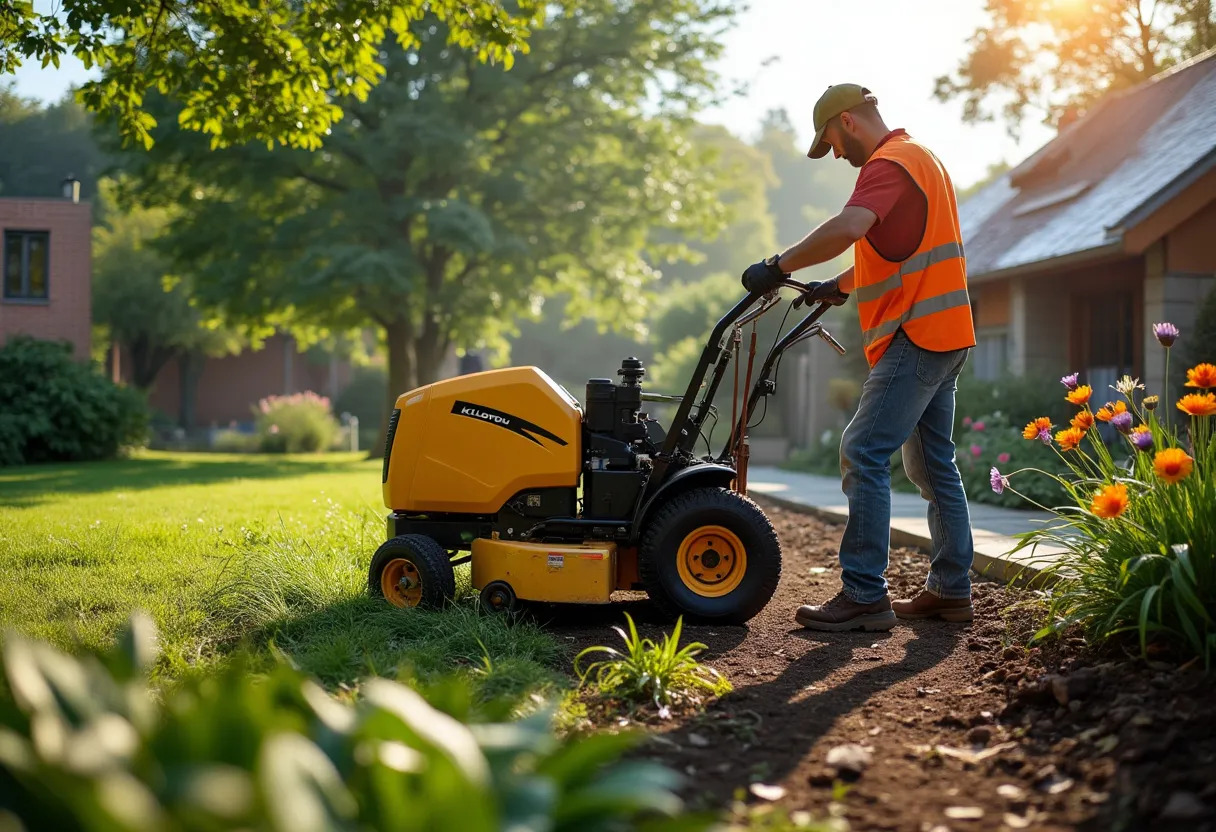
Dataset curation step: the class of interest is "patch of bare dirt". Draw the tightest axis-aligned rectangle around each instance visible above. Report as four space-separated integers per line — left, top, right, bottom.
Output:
540 502 1216 832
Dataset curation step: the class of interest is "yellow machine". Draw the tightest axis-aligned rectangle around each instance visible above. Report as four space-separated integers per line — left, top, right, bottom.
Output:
369 282 846 623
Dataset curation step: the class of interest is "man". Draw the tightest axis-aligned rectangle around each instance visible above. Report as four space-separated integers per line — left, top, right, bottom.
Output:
741 84 976 632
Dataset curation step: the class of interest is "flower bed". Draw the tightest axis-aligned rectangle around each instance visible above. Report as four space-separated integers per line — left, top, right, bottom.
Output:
995 323 1215 666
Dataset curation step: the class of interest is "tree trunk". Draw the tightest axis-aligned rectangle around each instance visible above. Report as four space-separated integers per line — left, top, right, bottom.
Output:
178 351 205 431
376 319 417 458
128 335 174 391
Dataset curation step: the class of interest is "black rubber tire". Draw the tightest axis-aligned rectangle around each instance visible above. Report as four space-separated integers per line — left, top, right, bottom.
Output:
368 534 456 610
479 580 517 614
639 487 781 625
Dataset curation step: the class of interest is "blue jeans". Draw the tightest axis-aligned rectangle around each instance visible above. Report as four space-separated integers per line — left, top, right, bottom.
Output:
838 329 974 603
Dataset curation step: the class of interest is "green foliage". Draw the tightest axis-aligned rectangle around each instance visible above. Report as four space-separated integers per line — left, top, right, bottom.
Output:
210 429 260 454
0 85 110 202
1 1 538 150
255 392 339 453
127 2 736 417
92 178 248 390
1008 349 1216 667
0 336 148 466
935 0 1216 133
656 124 779 285
334 364 389 450
752 109 857 263
954 371 1074 439
956 412 1070 508
0 613 705 832
574 614 731 712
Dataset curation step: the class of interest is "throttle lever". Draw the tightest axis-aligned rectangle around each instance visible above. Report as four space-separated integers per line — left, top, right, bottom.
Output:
818 327 846 355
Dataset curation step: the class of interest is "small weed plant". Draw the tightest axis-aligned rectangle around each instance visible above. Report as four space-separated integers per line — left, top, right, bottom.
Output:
574 613 731 714
994 324 1215 667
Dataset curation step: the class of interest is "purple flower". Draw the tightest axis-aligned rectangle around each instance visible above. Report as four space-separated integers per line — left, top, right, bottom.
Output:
1130 429 1153 452
1060 373 1079 391
1153 322 1179 347
1111 411 1133 434
990 467 1009 495
1038 427 1052 445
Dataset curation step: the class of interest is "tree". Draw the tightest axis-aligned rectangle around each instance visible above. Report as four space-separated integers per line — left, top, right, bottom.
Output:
91 180 246 428
935 0 1216 134
1 0 538 150
128 1 736 427
752 109 858 258
656 124 778 284
0 85 111 203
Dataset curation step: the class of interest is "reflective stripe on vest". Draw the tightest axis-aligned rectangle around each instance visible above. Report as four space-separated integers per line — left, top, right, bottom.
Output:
853 241 965 304
862 287 972 348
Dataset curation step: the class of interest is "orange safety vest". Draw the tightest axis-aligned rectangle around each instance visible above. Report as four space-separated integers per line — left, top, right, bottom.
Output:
853 134 975 368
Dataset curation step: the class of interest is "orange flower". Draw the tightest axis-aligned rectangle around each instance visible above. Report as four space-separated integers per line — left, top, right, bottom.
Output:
1090 483 1129 519
1066 385 1092 405
1153 448 1194 485
1070 410 1095 430
1176 392 1216 417
1055 427 1086 451
1095 400 1127 422
1185 363 1216 389
1023 417 1053 440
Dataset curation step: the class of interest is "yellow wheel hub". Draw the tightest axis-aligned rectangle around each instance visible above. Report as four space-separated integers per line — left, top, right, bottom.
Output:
676 525 746 598
381 557 423 608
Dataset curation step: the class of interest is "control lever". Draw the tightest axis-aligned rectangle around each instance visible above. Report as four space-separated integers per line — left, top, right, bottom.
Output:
818 327 846 355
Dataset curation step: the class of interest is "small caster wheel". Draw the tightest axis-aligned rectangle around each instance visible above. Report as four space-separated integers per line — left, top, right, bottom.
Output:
480 580 516 613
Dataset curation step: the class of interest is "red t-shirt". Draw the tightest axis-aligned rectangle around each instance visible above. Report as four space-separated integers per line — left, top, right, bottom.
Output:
845 129 927 263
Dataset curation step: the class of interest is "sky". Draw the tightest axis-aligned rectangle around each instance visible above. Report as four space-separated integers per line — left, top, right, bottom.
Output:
5 0 1057 189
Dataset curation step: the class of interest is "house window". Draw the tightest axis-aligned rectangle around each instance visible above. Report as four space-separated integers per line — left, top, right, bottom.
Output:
972 329 1009 380
4 230 50 301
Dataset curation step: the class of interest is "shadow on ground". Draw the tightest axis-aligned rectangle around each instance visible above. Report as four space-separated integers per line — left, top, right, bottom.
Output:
642 623 962 808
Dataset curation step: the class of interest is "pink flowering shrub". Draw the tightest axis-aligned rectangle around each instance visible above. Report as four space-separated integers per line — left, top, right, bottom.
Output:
955 411 1069 508
254 391 338 453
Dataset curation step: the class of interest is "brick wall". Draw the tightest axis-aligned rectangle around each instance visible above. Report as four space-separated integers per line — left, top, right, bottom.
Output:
143 334 354 427
0 198 93 360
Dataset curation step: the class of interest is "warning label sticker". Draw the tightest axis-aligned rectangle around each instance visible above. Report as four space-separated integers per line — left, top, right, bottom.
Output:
547 554 564 569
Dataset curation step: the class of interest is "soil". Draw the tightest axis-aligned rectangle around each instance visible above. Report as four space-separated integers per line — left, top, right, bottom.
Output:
542 502 1216 832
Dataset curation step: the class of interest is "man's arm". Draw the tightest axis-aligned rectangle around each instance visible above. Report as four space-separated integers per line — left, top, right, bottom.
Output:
835 265 856 294
777 206 876 275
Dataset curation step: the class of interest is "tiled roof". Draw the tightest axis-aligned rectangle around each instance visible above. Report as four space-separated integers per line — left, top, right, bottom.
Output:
959 49 1216 279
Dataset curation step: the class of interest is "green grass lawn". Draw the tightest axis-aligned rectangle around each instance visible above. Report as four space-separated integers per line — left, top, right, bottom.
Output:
0 451 563 701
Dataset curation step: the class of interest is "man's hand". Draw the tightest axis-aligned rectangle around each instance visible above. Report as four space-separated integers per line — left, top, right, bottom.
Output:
741 255 786 294
807 276 850 306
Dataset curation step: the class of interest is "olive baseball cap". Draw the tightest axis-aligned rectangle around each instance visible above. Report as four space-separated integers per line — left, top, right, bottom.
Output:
807 83 875 159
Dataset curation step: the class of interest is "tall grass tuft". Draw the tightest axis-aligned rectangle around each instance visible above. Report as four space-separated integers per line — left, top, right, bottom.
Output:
1001 344 1216 668
206 501 563 702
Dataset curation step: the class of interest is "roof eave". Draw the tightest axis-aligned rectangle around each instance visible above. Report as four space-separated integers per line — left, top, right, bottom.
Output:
1107 147 1216 238
968 240 1126 284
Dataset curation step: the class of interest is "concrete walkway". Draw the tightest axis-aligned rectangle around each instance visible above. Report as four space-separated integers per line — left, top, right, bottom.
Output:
746 465 1067 585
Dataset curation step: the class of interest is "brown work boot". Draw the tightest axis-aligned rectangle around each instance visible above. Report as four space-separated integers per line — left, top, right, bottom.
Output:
892 588 973 622
795 591 897 632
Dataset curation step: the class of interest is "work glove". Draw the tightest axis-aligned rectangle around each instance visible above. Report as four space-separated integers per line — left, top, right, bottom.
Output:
741 255 786 294
806 276 850 306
